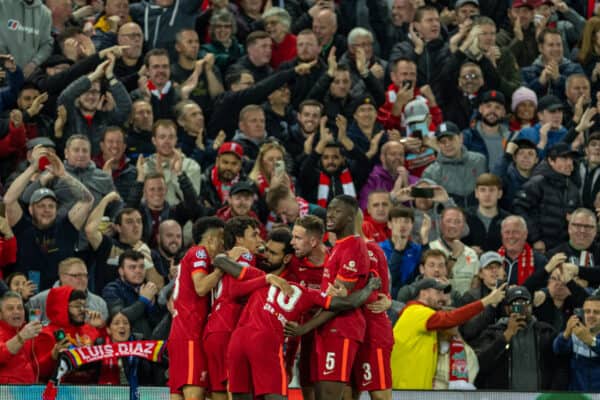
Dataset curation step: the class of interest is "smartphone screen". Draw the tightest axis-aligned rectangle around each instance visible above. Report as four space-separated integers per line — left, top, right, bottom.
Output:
27 270 41 293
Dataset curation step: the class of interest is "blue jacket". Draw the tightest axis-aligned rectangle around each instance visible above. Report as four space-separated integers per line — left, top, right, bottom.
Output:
379 239 422 299
553 332 600 391
521 56 584 101
462 121 511 169
517 122 568 159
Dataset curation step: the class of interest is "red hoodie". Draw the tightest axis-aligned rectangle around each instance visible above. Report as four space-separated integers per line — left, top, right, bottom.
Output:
377 84 443 131
0 319 38 383
35 286 101 381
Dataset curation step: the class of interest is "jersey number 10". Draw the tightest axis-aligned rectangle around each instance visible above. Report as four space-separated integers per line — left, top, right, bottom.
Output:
266 285 302 312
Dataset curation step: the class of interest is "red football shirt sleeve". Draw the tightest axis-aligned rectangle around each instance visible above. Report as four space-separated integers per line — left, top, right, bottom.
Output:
189 247 211 276
305 287 331 310
230 276 268 299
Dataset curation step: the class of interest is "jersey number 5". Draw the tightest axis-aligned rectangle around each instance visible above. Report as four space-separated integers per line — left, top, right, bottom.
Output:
266 285 302 312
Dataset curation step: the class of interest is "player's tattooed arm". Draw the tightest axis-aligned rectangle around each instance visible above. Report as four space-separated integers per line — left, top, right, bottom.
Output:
213 254 244 278
329 276 381 312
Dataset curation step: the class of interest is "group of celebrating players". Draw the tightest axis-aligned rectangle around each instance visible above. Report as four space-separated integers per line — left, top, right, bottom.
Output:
167 194 393 400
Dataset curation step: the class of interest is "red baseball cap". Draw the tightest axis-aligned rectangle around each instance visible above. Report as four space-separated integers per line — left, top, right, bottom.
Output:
218 142 244 159
512 0 535 8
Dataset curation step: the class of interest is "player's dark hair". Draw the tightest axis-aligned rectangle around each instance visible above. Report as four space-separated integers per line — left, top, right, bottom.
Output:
295 215 325 237
118 249 144 269
332 194 359 213
268 228 294 255
389 206 415 222
224 216 259 250
114 208 141 226
192 217 225 244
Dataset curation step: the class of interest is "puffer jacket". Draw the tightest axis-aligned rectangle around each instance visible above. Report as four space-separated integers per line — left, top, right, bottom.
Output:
513 161 580 249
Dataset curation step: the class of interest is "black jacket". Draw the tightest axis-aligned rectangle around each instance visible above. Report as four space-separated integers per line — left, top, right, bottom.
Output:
459 285 501 342
229 55 273 83
207 68 295 140
298 147 369 204
473 318 569 390
389 37 451 100
126 173 197 245
513 161 580 249
279 57 326 109
198 166 249 216
463 207 510 252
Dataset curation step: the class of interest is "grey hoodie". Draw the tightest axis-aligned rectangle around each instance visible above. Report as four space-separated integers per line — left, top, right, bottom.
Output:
0 0 53 67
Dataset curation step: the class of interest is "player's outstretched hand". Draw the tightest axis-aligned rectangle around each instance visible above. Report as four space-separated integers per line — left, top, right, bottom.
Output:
266 274 294 296
284 321 307 337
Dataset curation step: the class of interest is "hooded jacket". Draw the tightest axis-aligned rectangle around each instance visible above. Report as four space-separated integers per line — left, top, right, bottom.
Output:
359 164 419 210
421 146 487 208
35 286 101 381
0 0 53 67
130 0 201 57
513 161 580 249
462 121 511 169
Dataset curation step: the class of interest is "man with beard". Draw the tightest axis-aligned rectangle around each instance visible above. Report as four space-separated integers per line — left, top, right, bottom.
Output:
391 279 506 389
34 286 104 382
4 151 94 291
202 217 270 400
280 30 326 108
151 220 184 282
57 52 132 156
216 181 267 238
200 142 246 214
298 133 369 208
463 90 511 171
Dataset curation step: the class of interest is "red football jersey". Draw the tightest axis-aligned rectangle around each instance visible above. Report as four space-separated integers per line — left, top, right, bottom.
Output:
364 241 394 348
283 254 327 290
236 282 331 341
204 266 265 335
319 235 370 342
170 245 212 340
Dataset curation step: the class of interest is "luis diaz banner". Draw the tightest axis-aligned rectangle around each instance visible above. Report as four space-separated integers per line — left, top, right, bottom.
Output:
42 340 166 400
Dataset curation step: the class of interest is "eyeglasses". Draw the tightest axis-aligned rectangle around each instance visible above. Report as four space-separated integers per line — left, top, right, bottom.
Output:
213 24 233 29
461 73 481 80
63 273 88 279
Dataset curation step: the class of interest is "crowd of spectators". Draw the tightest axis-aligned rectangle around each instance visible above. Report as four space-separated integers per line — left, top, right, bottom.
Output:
3 0 600 395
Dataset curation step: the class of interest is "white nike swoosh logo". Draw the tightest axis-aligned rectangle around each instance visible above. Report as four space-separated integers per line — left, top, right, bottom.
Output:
322 370 335 375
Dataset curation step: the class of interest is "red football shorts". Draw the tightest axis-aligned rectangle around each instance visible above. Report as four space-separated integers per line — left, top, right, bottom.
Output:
227 327 288 396
314 334 360 383
167 338 208 394
203 331 231 392
352 341 392 391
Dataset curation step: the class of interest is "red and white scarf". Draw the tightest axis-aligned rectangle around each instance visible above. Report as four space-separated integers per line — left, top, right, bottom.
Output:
447 337 474 390
147 80 172 100
211 166 239 203
317 169 355 208
498 242 535 285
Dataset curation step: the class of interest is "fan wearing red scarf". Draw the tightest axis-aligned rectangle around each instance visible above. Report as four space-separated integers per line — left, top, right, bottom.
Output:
199 142 246 215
